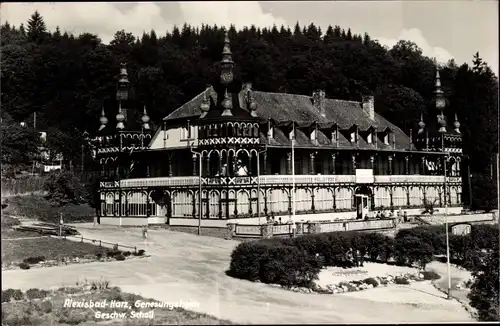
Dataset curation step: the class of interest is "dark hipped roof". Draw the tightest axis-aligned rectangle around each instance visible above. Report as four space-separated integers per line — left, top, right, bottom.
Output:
164 88 414 151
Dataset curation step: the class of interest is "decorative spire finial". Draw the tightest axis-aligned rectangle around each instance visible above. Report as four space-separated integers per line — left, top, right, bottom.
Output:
116 102 125 130
220 31 234 87
221 88 233 116
453 113 460 133
99 106 108 131
418 112 425 134
434 66 447 133
141 105 150 130
200 90 210 119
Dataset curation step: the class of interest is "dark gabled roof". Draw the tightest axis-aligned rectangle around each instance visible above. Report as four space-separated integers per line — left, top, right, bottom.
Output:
163 88 414 151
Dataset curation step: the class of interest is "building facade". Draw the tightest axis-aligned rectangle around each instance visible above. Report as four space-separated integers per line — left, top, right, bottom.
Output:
91 33 464 226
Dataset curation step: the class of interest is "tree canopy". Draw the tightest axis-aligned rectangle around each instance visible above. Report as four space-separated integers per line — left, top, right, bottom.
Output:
1 12 498 183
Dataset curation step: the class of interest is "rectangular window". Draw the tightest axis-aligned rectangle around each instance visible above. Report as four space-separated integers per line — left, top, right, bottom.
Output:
367 133 373 144
383 134 389 145
350 132 356 143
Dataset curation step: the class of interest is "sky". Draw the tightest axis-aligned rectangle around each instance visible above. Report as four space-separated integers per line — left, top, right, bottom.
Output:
1 1 498 76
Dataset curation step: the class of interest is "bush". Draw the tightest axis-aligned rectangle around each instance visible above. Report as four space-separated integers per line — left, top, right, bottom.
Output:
363 277 379 287
114 254 126 261
25 288 49 300
43 171 87 206
19 262 30 270
2 289 24 302
421 271 441 280
95 252 102 259
364 233 388 261
23 256 45 264
106 251 116 258
137 249 145 256
229 242 320 287
394 276 410 285
123 251 131 257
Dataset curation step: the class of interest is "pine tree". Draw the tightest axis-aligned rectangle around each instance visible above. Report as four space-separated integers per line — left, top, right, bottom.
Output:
27 10 47 43
19 23 26 36
346 28 353 40
472 52 485 73
363 32 371 46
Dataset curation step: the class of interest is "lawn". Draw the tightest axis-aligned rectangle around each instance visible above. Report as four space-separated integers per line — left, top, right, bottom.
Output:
1 283 235 325
1 237 107 265
1 214 41 239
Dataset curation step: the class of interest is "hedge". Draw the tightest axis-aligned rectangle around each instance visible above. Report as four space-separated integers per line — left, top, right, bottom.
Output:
228 223 499 288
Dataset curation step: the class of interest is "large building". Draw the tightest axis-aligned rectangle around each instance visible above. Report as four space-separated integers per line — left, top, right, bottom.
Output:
91 33 464 226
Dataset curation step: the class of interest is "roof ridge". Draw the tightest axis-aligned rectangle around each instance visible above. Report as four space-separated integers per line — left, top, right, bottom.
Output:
252 90 361 104
164 87 213 120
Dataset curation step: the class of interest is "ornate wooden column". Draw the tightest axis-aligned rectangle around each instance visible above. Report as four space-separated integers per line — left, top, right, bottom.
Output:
389 187 394 210
332 187 337 210
286 152 292 175
388 155 393 175
421 156 426 175
263 190 268 216
331 153 336 175
192 192 197 218
204 155 209 177
146 193 150 217
262 152 268 175
310 188 316 213
167 154 173 177
192 154 198 176
405 156 410 175
352 153 357 172
406 186 411 206
309 152 316 175
370 155 375 173
288 189 292 215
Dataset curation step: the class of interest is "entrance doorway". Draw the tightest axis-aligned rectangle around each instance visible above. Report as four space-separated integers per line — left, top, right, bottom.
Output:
355 186 373 219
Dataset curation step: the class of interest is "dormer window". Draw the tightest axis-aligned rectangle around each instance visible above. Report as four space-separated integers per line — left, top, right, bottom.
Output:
267 126 274 139
289 129 294 140
383 133 389 145
331 129 337 143
350 132 356 143
367 132 373 144
311 128 317 142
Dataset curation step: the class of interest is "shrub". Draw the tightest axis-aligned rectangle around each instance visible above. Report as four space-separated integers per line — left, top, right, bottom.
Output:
364 233 388 261
95 252 102 259
2 289 24 302
363 277 379 287
26 288 49 300
19 262 30 270
137 249 145 256
229 242 320 287
39 300 53 313
43 171 87 206
115 254 126 261
123 251 131 257
23 256 45 264
394 276 410 285
421 271 441 280
106 251 116 257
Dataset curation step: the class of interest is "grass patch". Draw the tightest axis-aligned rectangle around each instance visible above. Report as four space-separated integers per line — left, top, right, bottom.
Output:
2 194 95 224
1 237 106 265
1 229 42 239
1 285 235 325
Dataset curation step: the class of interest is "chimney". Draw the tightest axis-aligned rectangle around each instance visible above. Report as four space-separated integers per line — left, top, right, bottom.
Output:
362 95 375 120
312 90 326 118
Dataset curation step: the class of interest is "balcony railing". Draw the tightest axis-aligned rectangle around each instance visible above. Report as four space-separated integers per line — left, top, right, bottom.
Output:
374 175 461 184
109 174 461 189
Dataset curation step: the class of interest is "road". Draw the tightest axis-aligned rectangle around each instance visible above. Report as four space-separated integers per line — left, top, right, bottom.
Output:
2 224 473 324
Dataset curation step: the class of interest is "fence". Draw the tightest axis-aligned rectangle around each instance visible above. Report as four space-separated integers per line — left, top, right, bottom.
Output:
228 218 397 239
64 235 139 253
1 177 46 197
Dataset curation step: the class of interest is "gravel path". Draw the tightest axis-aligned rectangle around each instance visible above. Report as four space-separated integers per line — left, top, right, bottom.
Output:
2 225 474 324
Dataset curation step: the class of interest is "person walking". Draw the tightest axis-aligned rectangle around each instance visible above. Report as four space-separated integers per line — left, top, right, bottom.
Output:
142 225 148 239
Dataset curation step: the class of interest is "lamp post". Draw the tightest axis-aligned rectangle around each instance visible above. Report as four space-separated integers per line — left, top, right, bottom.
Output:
444 152 452 300
256 145 268 225
190 143 202 236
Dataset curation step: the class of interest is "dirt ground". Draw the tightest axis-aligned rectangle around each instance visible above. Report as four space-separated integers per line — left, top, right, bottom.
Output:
1 224 474 324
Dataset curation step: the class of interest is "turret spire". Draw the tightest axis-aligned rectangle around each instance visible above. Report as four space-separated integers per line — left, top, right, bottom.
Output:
199 88 210 119
418 112 426 134
141 105 150 130
99 106 108 131
116 102 125 130
219 31 234 116
434 66 447 133
453 113 461 133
